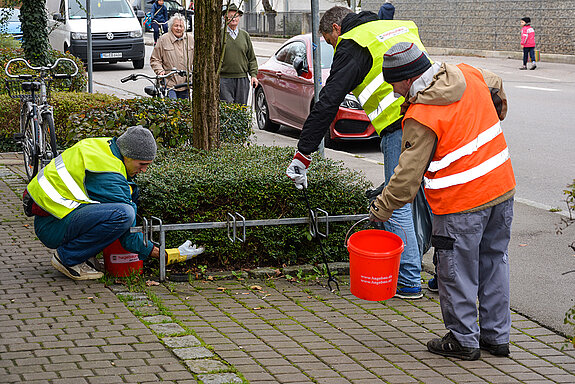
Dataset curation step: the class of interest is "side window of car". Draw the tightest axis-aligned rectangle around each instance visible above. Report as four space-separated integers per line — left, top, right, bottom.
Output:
275 44 291 64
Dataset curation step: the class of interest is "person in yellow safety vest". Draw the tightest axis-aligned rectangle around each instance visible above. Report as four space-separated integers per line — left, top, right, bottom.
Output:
370 42 515 360
26 126 164 281
286 6 428 299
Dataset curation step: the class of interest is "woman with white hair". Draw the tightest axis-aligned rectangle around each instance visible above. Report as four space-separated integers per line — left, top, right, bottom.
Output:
150 13 194 99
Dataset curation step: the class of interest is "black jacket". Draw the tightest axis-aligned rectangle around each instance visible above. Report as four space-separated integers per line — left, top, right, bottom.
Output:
297 11 377 155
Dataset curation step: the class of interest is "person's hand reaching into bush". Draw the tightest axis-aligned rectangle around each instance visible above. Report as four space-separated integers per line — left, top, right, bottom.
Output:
286 151 311 189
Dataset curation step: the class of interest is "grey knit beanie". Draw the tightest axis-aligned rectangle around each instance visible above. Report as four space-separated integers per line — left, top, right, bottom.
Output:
382 42 432 83
116 125 157 161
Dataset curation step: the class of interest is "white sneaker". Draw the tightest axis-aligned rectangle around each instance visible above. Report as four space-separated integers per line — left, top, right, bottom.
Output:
51 254 104 281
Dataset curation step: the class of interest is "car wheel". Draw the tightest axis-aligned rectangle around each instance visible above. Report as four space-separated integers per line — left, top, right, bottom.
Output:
323 128 341 150
133 58 145 69
255 87 280 132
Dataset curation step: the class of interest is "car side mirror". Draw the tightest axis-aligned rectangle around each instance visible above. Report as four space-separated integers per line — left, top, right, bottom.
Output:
293 57 308 77
136 10 145 19
53 13 65 22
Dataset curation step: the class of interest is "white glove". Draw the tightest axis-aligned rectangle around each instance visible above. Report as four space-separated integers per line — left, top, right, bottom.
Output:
178 240 205 257
286 151 312 190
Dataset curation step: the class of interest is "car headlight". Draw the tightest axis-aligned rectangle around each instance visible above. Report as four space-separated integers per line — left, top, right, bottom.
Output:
129 29 143 38
71 32 87 40
340 94 363 110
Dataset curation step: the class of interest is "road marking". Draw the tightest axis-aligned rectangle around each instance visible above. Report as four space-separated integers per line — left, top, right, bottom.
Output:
515 85 560 92
525 74 561 82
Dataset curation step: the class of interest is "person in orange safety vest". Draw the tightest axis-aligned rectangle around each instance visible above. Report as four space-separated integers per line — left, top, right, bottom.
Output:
369 42 515 361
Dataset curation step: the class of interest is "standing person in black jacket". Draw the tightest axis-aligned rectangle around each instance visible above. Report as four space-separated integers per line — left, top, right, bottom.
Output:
378 0 395 20
286 6 428 299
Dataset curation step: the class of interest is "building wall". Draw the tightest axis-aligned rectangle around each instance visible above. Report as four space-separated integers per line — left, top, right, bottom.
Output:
244 0 347 13
363 0 575 55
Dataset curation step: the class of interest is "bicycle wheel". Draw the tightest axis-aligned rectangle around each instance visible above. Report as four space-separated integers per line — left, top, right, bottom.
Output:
20 103 39 181
41 112 58 166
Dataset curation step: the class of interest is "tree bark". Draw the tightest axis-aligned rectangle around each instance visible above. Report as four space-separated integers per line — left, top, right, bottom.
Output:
192 0 223 150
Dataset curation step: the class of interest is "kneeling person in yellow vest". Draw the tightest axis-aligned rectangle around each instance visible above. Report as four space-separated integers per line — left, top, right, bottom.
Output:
369 43 515 360
26 126 164 281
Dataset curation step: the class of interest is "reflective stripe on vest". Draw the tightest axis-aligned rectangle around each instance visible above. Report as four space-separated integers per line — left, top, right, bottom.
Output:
405 64 515 215
338 21 427 135
27 138 127 219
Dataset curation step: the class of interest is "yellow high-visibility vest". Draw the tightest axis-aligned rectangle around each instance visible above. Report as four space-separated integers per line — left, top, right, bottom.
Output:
337 20 427 135
27 138 127 219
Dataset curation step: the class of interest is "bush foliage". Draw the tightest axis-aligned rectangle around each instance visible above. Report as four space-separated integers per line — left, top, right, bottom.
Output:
0 94 252 151
137 145 371 270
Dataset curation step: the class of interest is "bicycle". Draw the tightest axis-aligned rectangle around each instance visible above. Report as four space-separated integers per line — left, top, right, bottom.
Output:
5 58 79 181
121 69 191 99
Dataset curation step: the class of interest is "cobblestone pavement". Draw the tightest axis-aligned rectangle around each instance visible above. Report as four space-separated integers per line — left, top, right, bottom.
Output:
1 153 574 384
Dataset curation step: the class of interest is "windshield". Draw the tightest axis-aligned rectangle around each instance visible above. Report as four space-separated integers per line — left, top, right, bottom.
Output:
69 0 134 19
320 40 334 69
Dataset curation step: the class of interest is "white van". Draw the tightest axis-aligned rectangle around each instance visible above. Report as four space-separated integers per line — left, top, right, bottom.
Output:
46 0 145 69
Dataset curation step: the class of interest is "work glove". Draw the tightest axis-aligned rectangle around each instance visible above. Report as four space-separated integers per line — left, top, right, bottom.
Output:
369 201 392 223
178 240 205 257
286 151 312 190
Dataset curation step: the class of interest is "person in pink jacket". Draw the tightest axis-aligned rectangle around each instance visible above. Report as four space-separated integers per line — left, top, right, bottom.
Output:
520 17 536 70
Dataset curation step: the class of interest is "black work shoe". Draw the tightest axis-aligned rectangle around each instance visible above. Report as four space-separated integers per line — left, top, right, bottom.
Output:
427 332 480 360
479 338 510 357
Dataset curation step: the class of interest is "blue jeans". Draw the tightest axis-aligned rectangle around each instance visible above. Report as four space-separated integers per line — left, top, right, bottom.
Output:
168 89 190 99
35 203 135 267
523 47 536 66
380 128 422 288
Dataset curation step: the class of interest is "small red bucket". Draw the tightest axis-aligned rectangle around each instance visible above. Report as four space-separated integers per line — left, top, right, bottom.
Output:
347 229 404 301
103 240 143 277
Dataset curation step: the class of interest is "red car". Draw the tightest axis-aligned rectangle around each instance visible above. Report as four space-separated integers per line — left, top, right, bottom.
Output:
255 34 378 148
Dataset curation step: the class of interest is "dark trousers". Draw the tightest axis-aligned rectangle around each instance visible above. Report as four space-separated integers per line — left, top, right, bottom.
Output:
219 77 250 105
153 22 168 43
523 47 536 66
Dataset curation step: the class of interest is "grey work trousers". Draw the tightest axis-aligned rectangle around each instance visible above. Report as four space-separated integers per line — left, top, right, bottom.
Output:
433 197 513 348
220 77 250 105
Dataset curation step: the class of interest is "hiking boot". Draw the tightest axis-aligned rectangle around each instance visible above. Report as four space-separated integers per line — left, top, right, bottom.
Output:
427 276 438 292
479 338 510 357
519 66 528 70
395 285 423 299
51 254 104 281
427 332 481 360
530 63 537 70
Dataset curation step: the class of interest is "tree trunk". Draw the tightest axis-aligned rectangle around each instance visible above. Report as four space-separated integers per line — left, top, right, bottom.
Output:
192 0 223 150
20 0 50 66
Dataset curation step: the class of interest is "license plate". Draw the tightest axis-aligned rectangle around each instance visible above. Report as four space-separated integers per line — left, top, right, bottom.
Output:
100 52 122 59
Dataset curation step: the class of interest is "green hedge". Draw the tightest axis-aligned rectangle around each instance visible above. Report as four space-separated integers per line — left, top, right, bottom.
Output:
0 92 119 151
0 94 252 151
137 145 371 270
65 99 252 148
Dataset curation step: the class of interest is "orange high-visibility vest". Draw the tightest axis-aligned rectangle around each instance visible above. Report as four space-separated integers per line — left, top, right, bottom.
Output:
404 64 515 215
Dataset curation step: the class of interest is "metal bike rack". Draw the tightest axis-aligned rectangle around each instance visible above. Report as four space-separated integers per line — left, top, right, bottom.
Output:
131 211 368 282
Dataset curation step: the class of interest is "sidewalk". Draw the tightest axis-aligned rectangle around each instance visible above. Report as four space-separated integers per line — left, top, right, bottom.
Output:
1 153 574 384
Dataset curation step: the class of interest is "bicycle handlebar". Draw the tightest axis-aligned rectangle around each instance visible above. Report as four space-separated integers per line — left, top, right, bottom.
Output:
5 57 79 79
120 69 188 83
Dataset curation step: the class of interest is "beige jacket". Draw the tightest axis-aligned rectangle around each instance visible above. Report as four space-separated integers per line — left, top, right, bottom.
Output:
150 31 194 89
372 63 511 220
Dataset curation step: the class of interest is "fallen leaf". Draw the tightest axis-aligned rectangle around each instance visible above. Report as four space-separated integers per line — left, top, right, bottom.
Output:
23 224 29 228
146 280 160 286
87 297 93 300
242 292 249 295
519 244 528 247
217 287 226 291
207 276 214 281
253 307 262 310
250 285 262 290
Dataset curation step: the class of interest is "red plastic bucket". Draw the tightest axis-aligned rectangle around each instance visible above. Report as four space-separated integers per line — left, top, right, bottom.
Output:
347 229 404 301
103 240 143 277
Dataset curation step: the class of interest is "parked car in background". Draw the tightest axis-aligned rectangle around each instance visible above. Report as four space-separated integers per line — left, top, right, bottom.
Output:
0 8 22 40
255 34 377 149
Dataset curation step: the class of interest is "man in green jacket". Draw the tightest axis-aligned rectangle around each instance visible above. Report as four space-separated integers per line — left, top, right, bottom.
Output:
220 3 258 105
